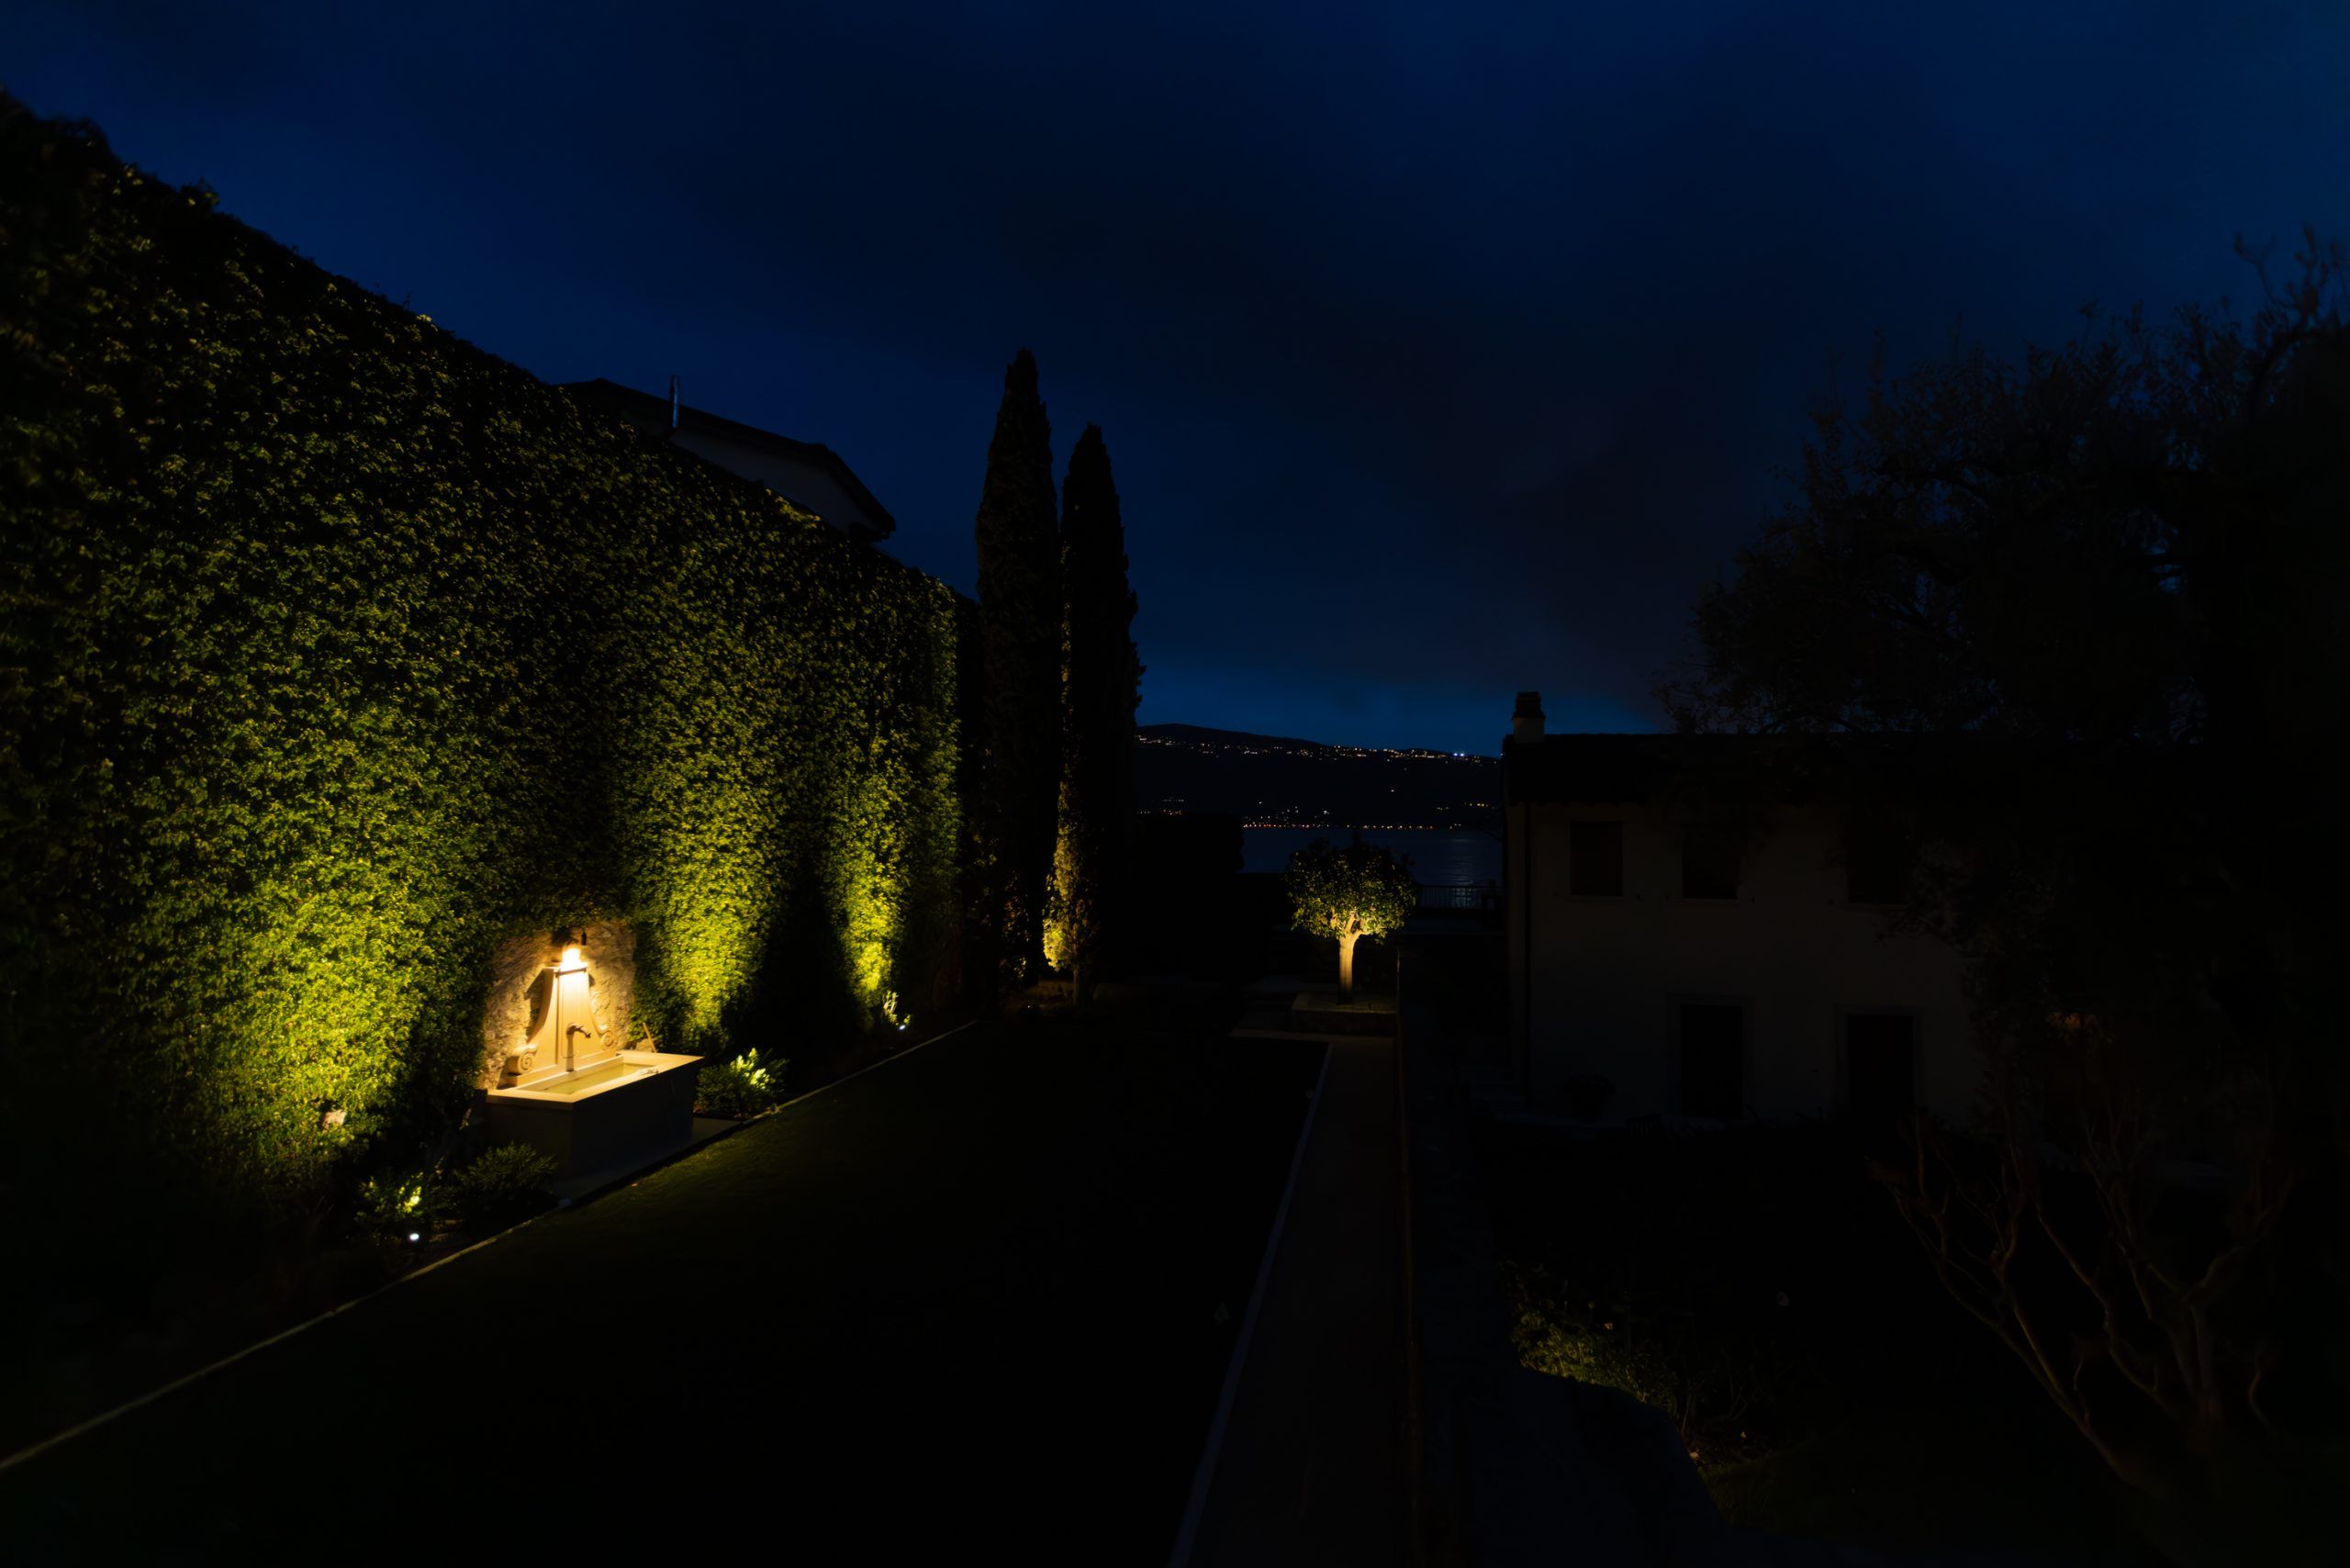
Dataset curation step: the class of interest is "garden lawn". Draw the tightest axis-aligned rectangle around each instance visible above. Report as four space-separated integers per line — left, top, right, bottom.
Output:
2 1000 1322 1561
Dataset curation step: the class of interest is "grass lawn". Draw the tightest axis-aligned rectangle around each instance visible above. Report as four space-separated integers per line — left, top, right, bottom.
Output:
3 992 1322 1560
1 1014 972 1459
1480 1119 2170 1565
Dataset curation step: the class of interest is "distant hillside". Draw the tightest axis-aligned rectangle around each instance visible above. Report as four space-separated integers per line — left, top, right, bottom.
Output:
1134 722 1500 828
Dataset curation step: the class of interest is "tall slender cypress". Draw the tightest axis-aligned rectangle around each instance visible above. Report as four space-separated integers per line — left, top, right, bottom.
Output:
1055 424 1142 997
972 350 1060 984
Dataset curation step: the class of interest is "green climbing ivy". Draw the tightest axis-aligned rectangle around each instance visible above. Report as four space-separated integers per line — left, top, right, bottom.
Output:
0 98 963 1243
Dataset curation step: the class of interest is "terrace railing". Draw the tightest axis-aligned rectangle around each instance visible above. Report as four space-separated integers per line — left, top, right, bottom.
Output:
1416 882 1503 914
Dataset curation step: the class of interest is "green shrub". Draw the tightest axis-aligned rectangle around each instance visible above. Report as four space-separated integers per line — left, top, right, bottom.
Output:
444 1145 556 1229
0 95 966 1254
694 1052 787 1118
352 1170 437 1245
1506 1260 1796 1465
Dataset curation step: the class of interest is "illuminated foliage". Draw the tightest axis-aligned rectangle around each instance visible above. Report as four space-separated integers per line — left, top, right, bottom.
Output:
1043 795 1087 979
0 99 962 1243
1283 835 1416 998
692 1050 785 1118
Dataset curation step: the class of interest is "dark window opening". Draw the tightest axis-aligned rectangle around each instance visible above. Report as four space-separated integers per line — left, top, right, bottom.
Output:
1845 820 1914 904
1682 823 1741 900
1569 820 1624 897
1678 1002 1744 1119
1846 1013 1917 1115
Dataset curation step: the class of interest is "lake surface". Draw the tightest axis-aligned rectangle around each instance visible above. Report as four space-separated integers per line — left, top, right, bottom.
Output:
1243 827 1503 886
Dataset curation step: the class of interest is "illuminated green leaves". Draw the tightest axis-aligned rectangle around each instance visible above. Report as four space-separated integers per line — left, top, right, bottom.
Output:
0 97 964 1229
1283 835 1418 942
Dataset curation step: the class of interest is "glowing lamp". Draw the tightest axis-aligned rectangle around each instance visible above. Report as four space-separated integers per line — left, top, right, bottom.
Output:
559 945 585 972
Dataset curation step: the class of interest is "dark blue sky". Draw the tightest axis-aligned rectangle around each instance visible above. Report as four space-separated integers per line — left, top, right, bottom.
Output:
7 3 2344 753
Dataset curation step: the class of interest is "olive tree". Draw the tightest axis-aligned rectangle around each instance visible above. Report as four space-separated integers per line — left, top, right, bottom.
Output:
1284 835 1417 1002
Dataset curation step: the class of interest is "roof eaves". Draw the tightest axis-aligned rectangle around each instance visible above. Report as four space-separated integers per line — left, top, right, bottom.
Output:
559 379 897 539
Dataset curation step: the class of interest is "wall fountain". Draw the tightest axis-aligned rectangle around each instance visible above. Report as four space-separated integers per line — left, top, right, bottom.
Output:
481 928 704 1180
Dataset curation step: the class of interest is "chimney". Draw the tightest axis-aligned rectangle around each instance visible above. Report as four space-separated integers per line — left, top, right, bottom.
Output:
1512 690 1546 744
667 374 681 431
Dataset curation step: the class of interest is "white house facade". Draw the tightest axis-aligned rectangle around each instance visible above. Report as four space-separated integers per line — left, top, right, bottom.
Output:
1502 694 1978 1126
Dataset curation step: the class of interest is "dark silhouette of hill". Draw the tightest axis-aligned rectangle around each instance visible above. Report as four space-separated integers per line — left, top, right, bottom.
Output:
1135 723 1499 828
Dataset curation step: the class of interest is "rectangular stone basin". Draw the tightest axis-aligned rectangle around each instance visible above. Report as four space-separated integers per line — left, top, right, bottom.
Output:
518 1059 654 1097
483 1048 704 1179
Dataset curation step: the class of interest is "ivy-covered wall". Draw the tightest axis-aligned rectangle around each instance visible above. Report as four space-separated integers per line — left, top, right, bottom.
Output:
0 101 964 1240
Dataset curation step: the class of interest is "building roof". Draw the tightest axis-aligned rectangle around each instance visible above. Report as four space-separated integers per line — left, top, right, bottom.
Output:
561 378 897 542
1502 731 2037 806
1503 734 1766 804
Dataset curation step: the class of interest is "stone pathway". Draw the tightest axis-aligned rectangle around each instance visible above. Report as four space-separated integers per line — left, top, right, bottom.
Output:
1179 981 1409 1565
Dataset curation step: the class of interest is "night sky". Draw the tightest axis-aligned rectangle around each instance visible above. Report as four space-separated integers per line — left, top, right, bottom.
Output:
6 3 2344 753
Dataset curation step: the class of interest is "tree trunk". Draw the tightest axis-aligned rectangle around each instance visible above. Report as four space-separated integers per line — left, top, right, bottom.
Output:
1338 930 1358 1003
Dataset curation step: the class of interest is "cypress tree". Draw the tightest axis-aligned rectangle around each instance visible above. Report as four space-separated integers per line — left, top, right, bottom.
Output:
972 349 1060 984
1054 424 1142 998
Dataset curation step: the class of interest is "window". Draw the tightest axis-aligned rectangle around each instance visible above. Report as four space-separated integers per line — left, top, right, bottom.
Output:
1678 1002 1744 1119
1681 823 1740 900
1846 1013 1917 1115
1569 820 1624 897
1844 819 1913 904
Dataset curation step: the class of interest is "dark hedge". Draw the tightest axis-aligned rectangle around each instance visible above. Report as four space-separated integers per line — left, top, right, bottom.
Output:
0 100 963 1246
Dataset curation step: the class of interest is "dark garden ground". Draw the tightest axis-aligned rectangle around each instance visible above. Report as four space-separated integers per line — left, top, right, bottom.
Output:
0 999 1322 1562
1483 1118 2172 1565
4 901 2321 1567
1397 926 2268 1568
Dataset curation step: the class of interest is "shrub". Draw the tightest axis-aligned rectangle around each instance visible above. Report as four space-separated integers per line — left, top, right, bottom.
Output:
695 1052 787 1118
1487 1125 1891 1469
444 1144 556 1229
1506 1260 1796 1466
352 1170 436 1245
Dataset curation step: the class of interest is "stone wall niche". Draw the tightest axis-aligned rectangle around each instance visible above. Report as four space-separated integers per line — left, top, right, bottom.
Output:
478 920 703 1181
481 921 639 1091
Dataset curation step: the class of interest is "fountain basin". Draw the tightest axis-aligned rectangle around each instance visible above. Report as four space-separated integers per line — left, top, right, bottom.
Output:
482 1048 704 1179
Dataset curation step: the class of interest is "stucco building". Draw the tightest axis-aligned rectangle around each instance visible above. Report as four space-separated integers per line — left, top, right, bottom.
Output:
1501 693 1978 1126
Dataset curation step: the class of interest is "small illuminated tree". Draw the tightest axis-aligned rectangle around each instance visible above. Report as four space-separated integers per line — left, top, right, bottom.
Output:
1285 835 1417 1002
